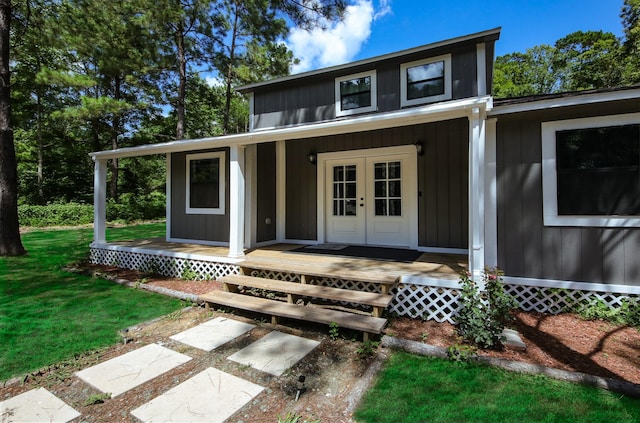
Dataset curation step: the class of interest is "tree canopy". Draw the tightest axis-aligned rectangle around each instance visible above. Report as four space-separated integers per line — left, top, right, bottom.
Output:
494 0 640 98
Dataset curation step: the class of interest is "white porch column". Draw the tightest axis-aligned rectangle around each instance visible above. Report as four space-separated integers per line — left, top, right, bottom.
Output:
93 158 107 245
228 145 246 258
468 107 486 280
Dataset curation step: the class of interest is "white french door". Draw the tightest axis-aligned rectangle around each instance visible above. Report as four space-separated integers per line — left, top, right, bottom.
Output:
322 147 416 247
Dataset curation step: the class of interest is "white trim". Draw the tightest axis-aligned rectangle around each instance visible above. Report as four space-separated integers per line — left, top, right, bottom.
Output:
185 151 226 215
228 145 245 258
93 159 107 244
276 140 286 242
400 54 452 107
166 237 229 248
541 112 640 227
417 246 468 255
476 43 487 96
468 107 486 279
317 145 419 249
485 118 498 266
504 276 640 296
166 154 172 241
90 96 493 160
93 240 243 264
335 70 377 117
491 88 640 116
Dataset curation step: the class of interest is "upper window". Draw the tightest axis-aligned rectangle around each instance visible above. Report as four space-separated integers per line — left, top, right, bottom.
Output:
335 70 377 117
541 113 640 227
186 151 225 215
400 54 452 107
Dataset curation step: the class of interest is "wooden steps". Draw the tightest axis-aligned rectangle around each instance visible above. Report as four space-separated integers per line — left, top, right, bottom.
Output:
200 260 399 340
200 291 388 335
239 259 399 294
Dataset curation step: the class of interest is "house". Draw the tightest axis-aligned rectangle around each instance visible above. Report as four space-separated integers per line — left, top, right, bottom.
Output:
89 28 640 323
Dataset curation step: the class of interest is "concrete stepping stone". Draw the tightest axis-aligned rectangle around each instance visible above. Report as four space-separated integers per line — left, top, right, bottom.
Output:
228 331 320 376
0 387 80 423
170 316 255 351
130 367 263 423
76 343 191 397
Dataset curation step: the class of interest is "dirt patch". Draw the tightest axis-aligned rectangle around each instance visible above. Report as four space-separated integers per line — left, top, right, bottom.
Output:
3 266 640 422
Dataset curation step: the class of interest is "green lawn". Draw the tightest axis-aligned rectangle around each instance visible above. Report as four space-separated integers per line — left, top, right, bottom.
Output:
355 352 640 422
0 223 182 381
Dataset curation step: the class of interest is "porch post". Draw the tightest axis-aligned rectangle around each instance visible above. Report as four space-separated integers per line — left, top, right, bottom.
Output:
93 158 107 245
228 145 246 258
468 107 486 281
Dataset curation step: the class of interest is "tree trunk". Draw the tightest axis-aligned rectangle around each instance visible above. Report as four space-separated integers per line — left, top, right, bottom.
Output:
109 76 120 201
0 0 26 256
222 0 239 135
175 19 186 140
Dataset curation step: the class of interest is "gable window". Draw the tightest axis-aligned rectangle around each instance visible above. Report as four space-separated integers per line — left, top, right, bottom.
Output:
186 151 225 215
541 113 640 227
400 54 451 107
335 70 377 117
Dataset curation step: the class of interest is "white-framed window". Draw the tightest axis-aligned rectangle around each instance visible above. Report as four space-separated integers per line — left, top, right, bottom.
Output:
400 54 452 107
335 70 377 117
541 113 640 227
185 151 225 215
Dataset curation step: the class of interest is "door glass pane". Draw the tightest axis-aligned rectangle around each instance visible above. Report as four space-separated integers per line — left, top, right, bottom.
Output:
373 160 402 216
389 199 402 216
345 200 357 216
374 163 386 179
332 164 358 216
345 165 357 181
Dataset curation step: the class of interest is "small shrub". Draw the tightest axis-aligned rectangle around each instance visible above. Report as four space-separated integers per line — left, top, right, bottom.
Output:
454 267 517 350
446 344 477 362
19 202 94 227
356 340 380 359
181 263 198 280
329 322 340 340
577 297 640 328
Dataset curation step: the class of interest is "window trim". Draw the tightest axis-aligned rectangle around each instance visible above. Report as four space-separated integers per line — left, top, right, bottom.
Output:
541 112 640 227
185 151 226 215
335 70 377 117
400 54 452 107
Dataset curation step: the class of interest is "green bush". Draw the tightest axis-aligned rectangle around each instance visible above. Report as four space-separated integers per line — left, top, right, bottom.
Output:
455 267 517 350
19 202 94 227
577 298 640 328
106 192 166 223
18 192 166 227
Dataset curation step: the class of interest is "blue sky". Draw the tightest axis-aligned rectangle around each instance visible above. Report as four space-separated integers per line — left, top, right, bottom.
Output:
286 0 626 73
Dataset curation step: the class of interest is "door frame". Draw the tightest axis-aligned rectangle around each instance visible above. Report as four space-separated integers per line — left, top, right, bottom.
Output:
316 145 419 249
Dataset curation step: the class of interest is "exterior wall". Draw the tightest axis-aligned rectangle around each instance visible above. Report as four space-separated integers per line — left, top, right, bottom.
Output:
256 142 277 243
285 119 469 248
495 99 640 286
170 149 230 242
252 43 491 130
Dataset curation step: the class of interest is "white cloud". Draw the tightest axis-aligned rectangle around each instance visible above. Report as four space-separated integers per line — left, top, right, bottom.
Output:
287 0 392 74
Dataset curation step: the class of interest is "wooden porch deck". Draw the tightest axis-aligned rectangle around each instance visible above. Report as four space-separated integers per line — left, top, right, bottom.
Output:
104 238 467 280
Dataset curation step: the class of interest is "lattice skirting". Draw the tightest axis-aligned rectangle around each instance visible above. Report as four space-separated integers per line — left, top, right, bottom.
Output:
90 248 239 281
91 247 638 324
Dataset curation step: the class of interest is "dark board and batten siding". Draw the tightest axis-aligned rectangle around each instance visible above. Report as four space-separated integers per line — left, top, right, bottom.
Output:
285 119 469 249
252 44 486 130
170 150 230 242
256 143 277 243
496 100 640 286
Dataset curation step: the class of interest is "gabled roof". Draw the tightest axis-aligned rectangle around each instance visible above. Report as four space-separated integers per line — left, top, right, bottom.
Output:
236 27 501 93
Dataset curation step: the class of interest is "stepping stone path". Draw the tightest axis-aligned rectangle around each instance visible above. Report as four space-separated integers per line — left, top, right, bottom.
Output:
2 317 320 422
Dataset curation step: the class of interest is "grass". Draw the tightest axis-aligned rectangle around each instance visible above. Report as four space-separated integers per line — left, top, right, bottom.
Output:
0 222 182 381
355 352 640 423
